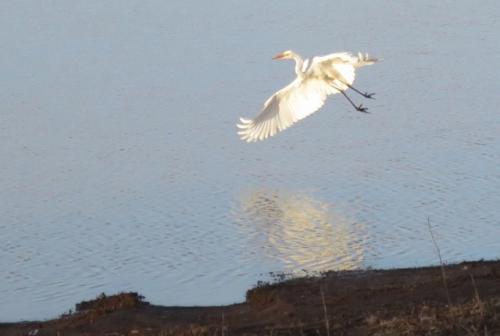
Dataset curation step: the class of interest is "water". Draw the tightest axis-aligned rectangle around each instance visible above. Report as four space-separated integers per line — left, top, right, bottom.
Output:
1 1 499 321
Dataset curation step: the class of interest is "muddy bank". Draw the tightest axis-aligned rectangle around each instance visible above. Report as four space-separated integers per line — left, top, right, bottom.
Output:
2 260 500 335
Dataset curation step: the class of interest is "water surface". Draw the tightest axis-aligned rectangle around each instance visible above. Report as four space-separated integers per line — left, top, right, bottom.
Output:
1 1 500 321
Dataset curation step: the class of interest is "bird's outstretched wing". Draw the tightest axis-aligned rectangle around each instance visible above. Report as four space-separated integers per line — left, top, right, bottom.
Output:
314 52 377 69
237 78 337 142
311 52 378 90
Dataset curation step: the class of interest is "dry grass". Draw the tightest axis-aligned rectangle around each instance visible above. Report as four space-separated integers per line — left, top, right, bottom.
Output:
426 216 452 306
424 217 495 336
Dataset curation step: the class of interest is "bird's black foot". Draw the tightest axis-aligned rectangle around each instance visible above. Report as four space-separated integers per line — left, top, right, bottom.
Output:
356 104 369 113
363 92 376 99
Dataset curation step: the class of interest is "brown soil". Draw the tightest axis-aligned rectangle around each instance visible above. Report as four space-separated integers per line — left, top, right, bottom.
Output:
2 260 500 335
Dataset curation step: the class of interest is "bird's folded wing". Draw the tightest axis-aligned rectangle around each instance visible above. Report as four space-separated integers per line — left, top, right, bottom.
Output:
237 78 336 142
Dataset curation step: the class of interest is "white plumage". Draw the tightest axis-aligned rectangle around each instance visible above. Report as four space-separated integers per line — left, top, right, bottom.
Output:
237 50 378 142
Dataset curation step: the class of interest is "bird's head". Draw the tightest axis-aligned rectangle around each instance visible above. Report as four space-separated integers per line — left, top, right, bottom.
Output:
272 50 294 60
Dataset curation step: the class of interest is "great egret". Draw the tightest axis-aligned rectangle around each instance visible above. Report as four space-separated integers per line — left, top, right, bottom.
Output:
237 50 378 142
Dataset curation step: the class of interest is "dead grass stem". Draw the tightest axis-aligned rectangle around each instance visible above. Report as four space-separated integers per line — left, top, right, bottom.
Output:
426 216 452 306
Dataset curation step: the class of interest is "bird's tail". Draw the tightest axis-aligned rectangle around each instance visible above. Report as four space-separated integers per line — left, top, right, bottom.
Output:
354 52 380 68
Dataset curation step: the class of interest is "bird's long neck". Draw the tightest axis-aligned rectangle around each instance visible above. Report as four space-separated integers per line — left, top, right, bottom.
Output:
291 53 305 77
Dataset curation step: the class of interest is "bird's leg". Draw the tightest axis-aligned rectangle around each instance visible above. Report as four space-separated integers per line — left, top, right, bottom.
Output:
345 83 376 99
340 91 369 113
331 83 369 113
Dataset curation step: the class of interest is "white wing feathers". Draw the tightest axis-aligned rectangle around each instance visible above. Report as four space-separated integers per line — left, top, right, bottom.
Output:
237 51 377 142
354 52 378 67
313 52 377 68
237 78 335 142
311 52 376 90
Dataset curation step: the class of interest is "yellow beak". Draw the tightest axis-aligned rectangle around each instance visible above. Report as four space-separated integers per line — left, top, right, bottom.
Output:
272 53 286 60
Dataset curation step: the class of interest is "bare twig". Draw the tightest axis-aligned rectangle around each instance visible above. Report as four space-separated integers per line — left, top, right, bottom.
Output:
469 272 482 307
320 285 331 336
465 268 489 335
426 216 451 306
221 312 226 336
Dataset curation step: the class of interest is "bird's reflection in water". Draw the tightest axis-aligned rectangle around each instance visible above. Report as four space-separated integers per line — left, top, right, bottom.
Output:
237 190 367 272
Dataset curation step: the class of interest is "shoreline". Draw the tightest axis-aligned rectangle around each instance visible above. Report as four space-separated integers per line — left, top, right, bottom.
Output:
1 259 499 335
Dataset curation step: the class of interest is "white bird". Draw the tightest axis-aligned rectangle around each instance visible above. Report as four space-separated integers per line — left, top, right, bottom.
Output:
237 50 378 142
